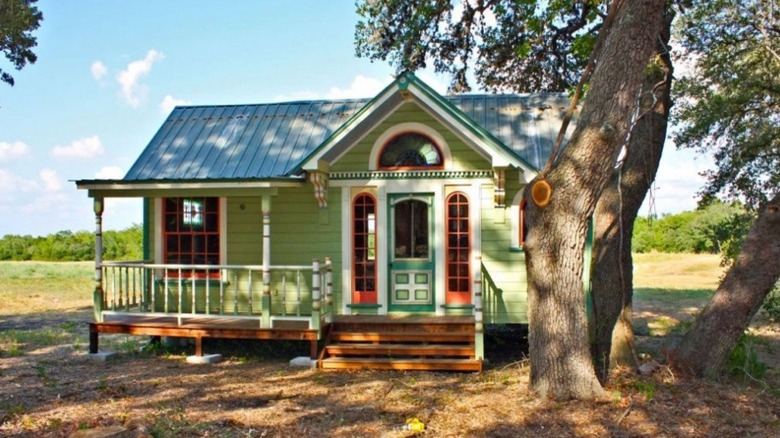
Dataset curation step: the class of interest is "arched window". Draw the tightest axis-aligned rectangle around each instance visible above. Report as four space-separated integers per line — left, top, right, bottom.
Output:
352 193 377 304
446 192 470 304
378 133 443 169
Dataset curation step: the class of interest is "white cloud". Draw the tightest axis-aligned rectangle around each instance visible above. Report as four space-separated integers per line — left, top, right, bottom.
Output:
0 141 30 162
159 95 191 114
39 168 62 192
91 61 108 80
274 75 392 102
117 49 165 107
95 166 124 179
272 90 319 102
0 168 46 205
325 75 387 99
51 135 104 159
640 146 715 216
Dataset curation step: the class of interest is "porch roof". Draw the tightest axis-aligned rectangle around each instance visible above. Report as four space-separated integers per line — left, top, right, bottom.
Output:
88 74 572 185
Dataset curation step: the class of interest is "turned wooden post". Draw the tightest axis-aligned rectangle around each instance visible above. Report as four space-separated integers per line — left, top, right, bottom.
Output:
474 263 484 361
93 198 105 323
261 196 272 329
311 259 321 333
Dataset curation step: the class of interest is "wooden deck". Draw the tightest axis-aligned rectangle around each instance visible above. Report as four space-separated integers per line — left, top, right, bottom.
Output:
89 314 320 358
89 313 482 372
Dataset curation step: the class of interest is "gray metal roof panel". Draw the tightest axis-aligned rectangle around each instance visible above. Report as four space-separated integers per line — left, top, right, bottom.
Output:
123 94 571 181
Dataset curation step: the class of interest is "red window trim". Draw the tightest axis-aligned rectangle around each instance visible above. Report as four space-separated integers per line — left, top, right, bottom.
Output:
352 193 377 304
445 192 471 304
377 131 445 171
519 199 528 247
162 197 220 279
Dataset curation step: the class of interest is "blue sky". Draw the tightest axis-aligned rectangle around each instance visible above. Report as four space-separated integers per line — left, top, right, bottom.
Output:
0 1 711 236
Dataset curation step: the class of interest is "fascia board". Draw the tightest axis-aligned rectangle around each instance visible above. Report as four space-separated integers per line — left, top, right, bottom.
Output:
297 79 401 174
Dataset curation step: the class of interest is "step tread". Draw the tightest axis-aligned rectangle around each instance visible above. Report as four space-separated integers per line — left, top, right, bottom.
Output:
319 357 482 372
330 331 473 343
325 343 474 357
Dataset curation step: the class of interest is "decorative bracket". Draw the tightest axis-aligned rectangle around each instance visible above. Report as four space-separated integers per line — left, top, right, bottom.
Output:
493 167 506 208
310 171 328 209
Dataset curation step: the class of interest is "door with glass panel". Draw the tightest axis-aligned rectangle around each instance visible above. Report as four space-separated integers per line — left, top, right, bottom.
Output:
388 194 435 312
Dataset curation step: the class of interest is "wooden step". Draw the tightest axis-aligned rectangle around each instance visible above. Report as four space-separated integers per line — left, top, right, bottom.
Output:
320 357 482 372
324 343 474 357
329 331 473 344
331 321 474 335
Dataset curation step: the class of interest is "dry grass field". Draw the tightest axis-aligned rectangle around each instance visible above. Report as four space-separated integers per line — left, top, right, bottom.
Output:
1 255 779 437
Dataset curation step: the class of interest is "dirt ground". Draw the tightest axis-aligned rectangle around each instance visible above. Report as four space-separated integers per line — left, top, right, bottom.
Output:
1 307 780 437
2 257 780 437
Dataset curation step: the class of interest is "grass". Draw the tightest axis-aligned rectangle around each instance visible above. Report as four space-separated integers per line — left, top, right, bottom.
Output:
632 252 725 290
0 261 93 315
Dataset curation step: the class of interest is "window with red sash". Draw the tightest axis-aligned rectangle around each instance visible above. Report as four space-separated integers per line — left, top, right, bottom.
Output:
446 192 470 304
352 193 377 304
163 197 220 277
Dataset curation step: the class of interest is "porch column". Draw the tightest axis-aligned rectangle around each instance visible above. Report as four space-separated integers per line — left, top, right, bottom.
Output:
93 198 105 323
311 259 321 332
325 257 333 319
261 196 272 329
474 263 484 361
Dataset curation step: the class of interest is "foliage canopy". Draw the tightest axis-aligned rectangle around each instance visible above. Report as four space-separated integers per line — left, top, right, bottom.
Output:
355 0 605 92
0 0 42 87
672 0 780 208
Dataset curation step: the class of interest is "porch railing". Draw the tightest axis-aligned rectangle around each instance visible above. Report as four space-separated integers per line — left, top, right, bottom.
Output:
480 261 504 325
96 258 333 332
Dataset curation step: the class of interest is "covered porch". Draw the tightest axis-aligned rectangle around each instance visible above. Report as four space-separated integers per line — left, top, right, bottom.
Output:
89 259 334 359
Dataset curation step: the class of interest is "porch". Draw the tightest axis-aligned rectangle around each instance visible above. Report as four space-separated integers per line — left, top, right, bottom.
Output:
89 260 494 371
90 260 334 359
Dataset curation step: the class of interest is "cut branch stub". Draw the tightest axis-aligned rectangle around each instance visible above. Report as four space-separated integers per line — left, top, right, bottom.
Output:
531 179 553 207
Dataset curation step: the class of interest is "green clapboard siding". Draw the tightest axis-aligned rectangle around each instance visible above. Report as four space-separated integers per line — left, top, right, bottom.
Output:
331 102 490 172
479 184 528 324
143 191 343 315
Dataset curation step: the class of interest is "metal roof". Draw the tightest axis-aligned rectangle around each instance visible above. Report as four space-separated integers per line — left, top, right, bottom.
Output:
124 94 570 181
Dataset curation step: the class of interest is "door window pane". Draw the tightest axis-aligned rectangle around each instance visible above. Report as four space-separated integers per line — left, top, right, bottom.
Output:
394 199 429 259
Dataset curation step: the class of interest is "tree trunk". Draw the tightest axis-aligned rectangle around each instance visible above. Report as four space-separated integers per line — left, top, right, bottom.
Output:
671 193 780 377
524 0 664 400
590 12 674 383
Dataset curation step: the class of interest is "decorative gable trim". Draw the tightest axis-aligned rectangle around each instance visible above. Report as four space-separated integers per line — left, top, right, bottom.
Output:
297 72 539 179
329 170 493 181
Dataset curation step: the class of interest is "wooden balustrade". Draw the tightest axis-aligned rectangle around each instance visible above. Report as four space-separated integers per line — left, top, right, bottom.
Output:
99 259 331 330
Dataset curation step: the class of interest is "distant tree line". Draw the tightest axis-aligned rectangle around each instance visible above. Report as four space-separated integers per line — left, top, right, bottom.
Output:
0 204 752 262
0 224 142 261
632 201 752 257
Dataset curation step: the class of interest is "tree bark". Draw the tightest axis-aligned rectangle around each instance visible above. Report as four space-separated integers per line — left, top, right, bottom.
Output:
524 0 664 400
590 12 674 383
671 193 780 377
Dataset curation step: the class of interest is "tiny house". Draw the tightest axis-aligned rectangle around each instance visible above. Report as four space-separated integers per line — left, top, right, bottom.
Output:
77 72 570 371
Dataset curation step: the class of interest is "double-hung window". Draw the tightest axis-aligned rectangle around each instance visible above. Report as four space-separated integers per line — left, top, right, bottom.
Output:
163 197 220 277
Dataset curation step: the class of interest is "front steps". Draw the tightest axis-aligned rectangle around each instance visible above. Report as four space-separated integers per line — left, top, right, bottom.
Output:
318 315 482 372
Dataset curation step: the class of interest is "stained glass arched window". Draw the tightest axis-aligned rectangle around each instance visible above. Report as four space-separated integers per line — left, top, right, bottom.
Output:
378 133 443 169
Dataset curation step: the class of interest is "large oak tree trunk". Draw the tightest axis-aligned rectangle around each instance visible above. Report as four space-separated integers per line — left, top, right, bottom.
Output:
671 193 780 376
524 0 664 400
590 12 674 383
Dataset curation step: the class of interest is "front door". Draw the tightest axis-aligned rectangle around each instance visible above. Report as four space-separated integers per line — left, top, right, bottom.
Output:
388 194 435 312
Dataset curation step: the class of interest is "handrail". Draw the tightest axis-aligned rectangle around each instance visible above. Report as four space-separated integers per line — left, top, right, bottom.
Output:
99 261 328 331
480 261 504 325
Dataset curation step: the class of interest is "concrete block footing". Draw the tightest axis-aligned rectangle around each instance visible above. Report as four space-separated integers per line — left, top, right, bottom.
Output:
186 354 223 364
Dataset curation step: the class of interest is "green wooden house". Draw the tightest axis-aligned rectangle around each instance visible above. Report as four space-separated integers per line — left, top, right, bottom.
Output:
76 72 569 371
